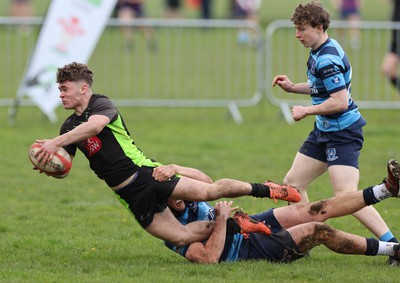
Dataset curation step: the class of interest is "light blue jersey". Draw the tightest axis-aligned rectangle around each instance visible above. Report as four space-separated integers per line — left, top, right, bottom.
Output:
164 201 244 262
307 38 363 131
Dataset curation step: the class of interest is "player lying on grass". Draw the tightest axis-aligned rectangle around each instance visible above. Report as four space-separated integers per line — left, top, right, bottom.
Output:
32 62 301 247
160 159 400 264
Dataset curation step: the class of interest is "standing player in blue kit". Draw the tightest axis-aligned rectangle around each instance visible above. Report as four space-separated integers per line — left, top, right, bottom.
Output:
272 0 399 265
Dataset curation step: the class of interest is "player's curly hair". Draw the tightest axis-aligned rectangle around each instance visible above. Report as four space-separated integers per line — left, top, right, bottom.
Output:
290 0 330 31
56 62 93 86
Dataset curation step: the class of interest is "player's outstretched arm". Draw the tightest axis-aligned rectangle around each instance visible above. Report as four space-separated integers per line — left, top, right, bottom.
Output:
153 164 213 183
35 115 109 165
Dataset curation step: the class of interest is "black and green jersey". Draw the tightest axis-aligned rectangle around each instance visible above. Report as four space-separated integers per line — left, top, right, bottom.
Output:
60 94 159 187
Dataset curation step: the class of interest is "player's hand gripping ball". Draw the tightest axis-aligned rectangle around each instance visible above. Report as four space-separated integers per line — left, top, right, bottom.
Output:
28 143 72 179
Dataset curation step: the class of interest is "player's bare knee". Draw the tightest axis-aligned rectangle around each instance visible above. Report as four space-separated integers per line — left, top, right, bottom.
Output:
169 236 187 247
173 223 213 246
283 175 292 186
170 226 193 247
311 222 336 242
283 175 303 192
297 222 335 252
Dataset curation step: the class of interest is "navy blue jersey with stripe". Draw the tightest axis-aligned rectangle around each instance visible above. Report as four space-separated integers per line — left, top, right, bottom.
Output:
307 38 364 131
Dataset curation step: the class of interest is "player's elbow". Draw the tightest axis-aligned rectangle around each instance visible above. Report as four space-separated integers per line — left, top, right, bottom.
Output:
91 123 106 135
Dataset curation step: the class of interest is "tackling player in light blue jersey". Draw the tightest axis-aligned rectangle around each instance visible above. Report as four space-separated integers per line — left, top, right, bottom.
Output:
162 161 400 264
272 0 399 266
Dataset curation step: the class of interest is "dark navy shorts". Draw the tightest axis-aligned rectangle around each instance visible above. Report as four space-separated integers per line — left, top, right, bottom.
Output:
238 209 304 263
114 166 179 229
298 124 364 168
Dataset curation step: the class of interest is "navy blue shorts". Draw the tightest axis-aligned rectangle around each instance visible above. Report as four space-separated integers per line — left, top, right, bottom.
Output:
237 209 304 263
114 166 179 229
299 124 364 168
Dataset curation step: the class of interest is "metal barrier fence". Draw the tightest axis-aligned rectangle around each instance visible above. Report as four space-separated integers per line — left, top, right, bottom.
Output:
0 17 263 124
3 18 400 124
265 20 400 123
0 17 40 106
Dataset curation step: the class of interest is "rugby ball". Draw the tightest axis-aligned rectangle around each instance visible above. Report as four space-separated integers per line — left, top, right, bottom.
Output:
28 143 72 179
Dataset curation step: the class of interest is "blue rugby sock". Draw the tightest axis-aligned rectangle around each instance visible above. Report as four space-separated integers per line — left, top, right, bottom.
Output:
380 231 398 243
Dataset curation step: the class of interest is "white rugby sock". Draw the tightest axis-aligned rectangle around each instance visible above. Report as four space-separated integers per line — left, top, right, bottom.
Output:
377 241 398 256
372 183 392 201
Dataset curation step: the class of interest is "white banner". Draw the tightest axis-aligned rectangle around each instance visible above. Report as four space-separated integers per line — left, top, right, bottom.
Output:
17 0 116 122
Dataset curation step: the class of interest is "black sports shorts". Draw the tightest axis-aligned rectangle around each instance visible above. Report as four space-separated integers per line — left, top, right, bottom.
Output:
114 166 179 228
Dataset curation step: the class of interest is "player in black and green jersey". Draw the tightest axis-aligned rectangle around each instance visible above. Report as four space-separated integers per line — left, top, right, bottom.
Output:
33 62 300 246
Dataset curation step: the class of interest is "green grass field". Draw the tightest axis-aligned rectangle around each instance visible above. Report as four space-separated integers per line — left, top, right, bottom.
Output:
1 1 400 283
1 104 400 282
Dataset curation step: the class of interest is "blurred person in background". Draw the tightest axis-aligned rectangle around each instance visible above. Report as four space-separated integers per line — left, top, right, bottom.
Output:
164 0 182 18
230 0 262 46
331 0 362 50
186 0 214 20
9 0 34 35
115 0 157 52
200 0 213 19
381 0 400 93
